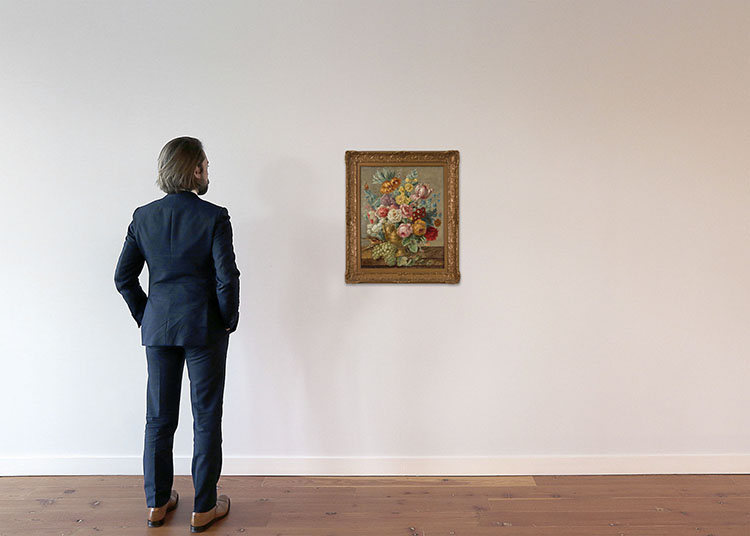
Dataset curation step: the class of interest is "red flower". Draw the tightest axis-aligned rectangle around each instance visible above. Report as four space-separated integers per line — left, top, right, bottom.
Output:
412 207 426 220
425 226 438 241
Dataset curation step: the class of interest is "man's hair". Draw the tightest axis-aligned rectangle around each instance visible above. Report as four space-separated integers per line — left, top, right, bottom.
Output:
156 137 206 194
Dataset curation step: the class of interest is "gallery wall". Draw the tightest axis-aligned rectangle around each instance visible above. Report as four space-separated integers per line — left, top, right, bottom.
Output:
1 0 749 475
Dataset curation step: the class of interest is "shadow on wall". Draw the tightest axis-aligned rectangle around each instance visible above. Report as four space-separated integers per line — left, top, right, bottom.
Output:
243 156 364 453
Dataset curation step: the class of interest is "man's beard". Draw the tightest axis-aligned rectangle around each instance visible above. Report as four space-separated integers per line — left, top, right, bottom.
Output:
197 179 209 195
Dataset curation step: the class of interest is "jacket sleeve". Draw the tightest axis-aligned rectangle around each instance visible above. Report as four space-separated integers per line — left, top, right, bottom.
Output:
114 211 147 327
212 207 241 333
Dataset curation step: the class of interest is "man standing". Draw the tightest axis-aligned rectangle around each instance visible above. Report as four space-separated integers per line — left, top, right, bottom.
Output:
115 137 240 532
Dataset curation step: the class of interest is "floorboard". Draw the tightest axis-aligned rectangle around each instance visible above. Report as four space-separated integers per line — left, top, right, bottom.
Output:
0 474 747 535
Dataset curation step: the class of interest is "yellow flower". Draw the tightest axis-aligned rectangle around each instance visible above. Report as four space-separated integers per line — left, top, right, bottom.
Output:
380 181 392 194
399 186 405 193
404 183 413 192
396 193 408 205
413 219 427 236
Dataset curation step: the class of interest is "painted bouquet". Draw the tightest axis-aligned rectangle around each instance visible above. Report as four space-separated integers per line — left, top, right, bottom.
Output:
363 168 442 266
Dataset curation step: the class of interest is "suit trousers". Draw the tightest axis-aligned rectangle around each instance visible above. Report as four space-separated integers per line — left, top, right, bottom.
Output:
143 333 229 513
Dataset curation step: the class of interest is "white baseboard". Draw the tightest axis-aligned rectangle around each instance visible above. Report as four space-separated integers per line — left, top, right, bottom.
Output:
1 454 749 476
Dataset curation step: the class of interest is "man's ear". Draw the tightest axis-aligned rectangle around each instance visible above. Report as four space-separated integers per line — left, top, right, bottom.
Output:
194 165 202 179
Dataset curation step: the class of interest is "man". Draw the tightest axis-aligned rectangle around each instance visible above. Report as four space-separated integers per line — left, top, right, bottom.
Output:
115 137 240 532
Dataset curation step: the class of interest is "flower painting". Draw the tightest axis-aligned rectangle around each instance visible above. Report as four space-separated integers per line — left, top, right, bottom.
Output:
346 151 459 284
362 166 444 268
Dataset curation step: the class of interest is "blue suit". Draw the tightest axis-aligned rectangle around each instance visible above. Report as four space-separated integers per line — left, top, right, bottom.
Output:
115 190 240 346
115 190 240 512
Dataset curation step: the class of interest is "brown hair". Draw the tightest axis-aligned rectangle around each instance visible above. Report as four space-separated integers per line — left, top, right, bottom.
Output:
156 137 206 193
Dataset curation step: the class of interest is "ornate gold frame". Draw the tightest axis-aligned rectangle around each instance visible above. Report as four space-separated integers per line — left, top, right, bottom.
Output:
345 150 460 283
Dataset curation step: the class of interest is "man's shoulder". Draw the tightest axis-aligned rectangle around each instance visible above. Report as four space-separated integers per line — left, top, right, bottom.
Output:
134 196 164 212
134 193 228 217
195 196 228 213
131 197 160 220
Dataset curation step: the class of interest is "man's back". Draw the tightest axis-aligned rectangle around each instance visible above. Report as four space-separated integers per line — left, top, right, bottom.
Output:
115 191 240 346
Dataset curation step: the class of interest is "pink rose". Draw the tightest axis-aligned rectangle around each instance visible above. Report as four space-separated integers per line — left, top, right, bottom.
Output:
376 205 389 218
413 183 433 200
397 223 413 238
400 204 413 218
367 210 377 223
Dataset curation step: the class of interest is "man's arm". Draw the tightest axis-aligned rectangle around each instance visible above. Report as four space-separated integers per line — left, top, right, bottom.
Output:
212 207 241 333
114 213 147 327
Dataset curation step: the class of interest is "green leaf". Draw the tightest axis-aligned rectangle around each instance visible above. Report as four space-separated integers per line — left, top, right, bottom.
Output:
364 189 379 208
373 168 397 184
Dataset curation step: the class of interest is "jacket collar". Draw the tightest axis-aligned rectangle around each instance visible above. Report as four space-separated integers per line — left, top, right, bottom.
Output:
167 190 197 196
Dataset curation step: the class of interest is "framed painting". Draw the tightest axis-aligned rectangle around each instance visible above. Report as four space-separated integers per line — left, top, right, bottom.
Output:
345 150 460 283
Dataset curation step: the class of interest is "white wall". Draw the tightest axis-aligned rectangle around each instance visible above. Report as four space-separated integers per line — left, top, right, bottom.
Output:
2 0 749 476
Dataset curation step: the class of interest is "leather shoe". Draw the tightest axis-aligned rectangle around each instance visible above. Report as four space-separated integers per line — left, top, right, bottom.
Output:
190 494 230 533
147 489 179 527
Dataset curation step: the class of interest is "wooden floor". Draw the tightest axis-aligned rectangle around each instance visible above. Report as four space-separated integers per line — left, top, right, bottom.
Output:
1 474 749 535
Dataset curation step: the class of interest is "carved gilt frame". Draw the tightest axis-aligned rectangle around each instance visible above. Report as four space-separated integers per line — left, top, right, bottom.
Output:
345 150 460 284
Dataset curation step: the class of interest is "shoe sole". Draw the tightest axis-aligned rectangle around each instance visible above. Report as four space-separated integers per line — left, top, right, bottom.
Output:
190 497 230 533
147 492 179 528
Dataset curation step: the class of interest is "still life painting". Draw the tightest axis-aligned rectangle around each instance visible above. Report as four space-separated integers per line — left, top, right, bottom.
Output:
346 150 459 283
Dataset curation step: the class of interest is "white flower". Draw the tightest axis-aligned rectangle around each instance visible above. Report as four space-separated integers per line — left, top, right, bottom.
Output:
368 221 383 235
387 208 402 224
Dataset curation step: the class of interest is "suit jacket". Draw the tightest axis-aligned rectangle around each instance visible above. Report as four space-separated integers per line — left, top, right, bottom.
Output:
115 191 240 346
